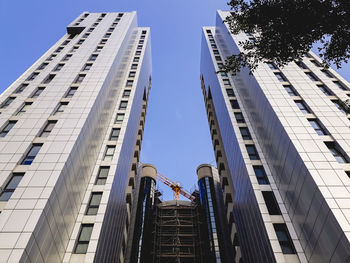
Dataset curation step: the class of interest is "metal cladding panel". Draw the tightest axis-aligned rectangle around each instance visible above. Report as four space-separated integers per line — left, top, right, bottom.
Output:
200 29 276 263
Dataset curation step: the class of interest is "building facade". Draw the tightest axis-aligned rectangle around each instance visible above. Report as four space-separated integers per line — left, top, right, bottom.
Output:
200 10 350 263
0 12 151 263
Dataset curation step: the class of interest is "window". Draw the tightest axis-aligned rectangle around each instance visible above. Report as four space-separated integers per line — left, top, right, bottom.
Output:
133 57 139 62
223 79 231 86
0 121 17 137
333 81 347 91
123 90 131 98
135 51 141 56
74 74 85 83
137 45 143 50
230 100 240 109
104 33 111 38
0 173 24 201
95 167 109 185
305 72 319 81
37 62 48 70
15 84 28 93
226 89 235 97
107 28 114 32
82 64 92 71
62 40 70 45
295 101 311 114
32 87 45 98
321 69 334 78
65 87 78 98
332 100 346 114
95 46 103 52
54 102 69 115
86 193 103 215
213 50 219 55
103 146 115 161
1 97 15 109
266 62 277 70
42 74 55 84
295 61 308 69
129 71 136 78
62 54 72 61
246 145 260 160
109 128 120 141
53 63 64 72
46 54 57 61
274 73 287 82
77 39 85 45
115 113 124 123
240 127 252 140
139 40 144 44
126 80 133 87
55 46 64 53
74 224 94 254
87 28 94 32
100 39 107 45
283 85 297 96
26 72 39 81
83 33 90 38
326 143 348 163
253 166 269 184
262 191 281 215
70 46 79 52
131 64 138 70
308 119 327 135
234 112 245 123
89 54 98 61
16 102 32 116
215 56 222 61
273 224 296 254
317 84 333 96
310 59 322 67
40 121 57 137
119 101 128 110
22 144 42 165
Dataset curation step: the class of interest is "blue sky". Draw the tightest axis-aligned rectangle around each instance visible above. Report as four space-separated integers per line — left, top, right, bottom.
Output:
1 0 349 200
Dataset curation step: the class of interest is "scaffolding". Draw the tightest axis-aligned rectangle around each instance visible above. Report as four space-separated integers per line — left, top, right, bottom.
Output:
151 200 204 263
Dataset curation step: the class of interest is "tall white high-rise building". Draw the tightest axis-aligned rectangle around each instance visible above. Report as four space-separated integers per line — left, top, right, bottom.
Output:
0 11 151 263
201 10 350 263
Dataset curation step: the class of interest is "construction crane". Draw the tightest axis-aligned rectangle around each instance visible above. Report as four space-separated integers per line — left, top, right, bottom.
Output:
138 162 195 201
156 172 196 201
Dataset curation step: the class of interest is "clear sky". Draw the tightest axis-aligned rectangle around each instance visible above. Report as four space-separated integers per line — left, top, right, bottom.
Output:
1 0 349 200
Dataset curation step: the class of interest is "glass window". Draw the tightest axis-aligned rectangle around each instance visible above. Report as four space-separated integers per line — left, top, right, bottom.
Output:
62 40 70 45
321 69 334 78
53 63 64 72
16 102 32 116
82 64 92 71
126 80 133 87
1 97 15 108
135 51 141 56
274 73 287 82
137 45 143 50
332 100 346 114
37 62 48 70
15 84 28 93
83 33 90 38
74 224 94 254
104 33 111 38
95 46 103 52
283 85 297 96
123 90 131 98
87 28 94 32
40 121 57 138
295 101 311 114
109 128 120 141
234 112 245 123
133 57 140 62
305 72 319 81
0 121 17 137
333 81 347 91
86 192 103 215
273 224 296 254
65 87 78 98
223 79 231 86
100 39 107 45
262 191 281 215
131 64 138 69
103 146 115 161
0 173 24 201
326 143 348 163
54 102 69 115
46 54 57 61
308 119 327 135
295 61 308 69
266 62 277 70
119 101 128 110
95 167 109 185
317 84 333 96
55 46 64 53
230 100 240 109
246 145 260 160
42 74 55 84
62 54 72 61
310 59 322 67
253 166 269 184
115 113 124 123
226 89 235 97
31 87 45 98
89 54 98 61
70 46 79 53
240 127 252 140
22 144 42 165
129 71 136 78
77 39 85 45
26 72 39 81
74 74 85 83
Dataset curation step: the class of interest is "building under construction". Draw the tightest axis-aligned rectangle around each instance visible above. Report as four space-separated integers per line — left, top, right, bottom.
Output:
125 164 234 263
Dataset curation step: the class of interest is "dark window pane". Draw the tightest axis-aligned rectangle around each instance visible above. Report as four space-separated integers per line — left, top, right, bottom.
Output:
253 166 269 184
262 191 281 215
240 127 251 140
234 112 245 123
246 145 260 160
273 224 296 254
